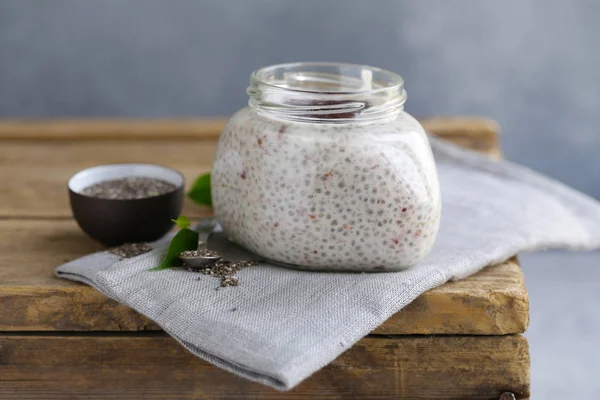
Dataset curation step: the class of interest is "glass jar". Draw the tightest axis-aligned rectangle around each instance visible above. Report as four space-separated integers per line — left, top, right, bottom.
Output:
212 62 441 271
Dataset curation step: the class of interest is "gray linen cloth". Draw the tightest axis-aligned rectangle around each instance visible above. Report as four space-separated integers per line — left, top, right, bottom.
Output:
56 137 600 390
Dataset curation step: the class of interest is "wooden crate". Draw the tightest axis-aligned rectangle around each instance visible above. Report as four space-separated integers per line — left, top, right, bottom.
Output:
0 118 529 400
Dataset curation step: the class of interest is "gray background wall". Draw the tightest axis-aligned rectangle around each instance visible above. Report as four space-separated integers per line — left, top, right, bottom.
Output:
1 1 599 397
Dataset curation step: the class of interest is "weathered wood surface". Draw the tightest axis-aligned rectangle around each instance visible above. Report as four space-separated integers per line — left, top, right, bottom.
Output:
0 140 214 218
0 118 529 335
0 217 528 334
422 117 501 158
0 334 530 400
0 118 229 140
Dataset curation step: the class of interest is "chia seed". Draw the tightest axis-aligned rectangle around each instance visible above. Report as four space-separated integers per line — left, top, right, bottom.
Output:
221 276 240 287
108 242 152 258
180 249 219 257
81 177 176 200
186 251 259 287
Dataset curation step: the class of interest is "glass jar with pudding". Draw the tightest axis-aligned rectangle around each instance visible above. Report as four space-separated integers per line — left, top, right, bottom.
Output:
212 62 441 271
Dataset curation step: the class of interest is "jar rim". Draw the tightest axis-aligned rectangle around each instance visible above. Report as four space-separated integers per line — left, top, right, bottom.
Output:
250 62 405 95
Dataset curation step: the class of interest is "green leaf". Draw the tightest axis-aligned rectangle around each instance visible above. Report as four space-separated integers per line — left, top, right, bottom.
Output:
188 173 212 207
171 215 190 230
150 228 199 271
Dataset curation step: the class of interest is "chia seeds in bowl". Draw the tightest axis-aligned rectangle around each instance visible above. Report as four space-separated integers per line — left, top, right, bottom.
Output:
211 63 441 272
68 163 185 246
81 177 176 200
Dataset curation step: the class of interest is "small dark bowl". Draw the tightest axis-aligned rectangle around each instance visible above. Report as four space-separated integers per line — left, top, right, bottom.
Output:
68 163 185 247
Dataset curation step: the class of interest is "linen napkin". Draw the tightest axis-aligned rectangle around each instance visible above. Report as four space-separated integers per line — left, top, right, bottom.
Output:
56 137 600 390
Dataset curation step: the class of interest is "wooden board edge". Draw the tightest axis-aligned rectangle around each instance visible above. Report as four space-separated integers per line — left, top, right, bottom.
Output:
374 260 530 335
0 261 528 335
0 334 530 399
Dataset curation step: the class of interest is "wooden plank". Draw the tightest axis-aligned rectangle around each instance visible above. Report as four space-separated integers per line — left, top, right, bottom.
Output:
0 119 228 140
423 117 502 159
0 334 530 400
0 218 528 334
0 117 498 147
0 140 215 218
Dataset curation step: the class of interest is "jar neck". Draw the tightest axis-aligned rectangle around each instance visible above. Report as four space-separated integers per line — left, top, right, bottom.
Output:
247 62 407 123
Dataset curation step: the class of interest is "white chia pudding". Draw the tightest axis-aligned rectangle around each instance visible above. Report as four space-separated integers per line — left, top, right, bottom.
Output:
212 108 441 271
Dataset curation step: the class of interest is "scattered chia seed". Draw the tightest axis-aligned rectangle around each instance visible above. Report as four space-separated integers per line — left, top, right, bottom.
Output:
187 257 259 287
221 276 240 287
180 249 219 257
81 177 176 200
108 242 152 258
